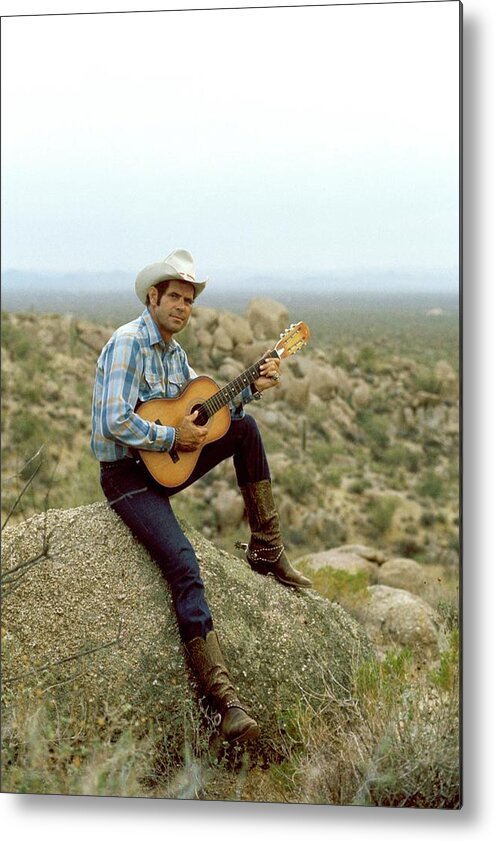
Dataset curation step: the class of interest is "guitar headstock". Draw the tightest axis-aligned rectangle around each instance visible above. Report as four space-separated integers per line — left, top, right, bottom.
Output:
274 322 310 359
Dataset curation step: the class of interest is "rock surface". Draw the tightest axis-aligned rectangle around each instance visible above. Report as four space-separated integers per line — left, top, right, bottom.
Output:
352 585 440 657
377 556 434 595
1 502 373 762
302 549 378 581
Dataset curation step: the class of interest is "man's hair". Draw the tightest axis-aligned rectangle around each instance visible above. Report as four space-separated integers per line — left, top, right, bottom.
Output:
145 280 170 306
145 280 196 306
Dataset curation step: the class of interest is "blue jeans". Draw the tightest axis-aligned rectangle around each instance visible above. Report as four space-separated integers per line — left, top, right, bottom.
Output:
100 414 270 643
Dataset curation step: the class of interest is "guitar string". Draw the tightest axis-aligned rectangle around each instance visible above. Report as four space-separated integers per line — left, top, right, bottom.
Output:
201 355 275 418
195 331 306 419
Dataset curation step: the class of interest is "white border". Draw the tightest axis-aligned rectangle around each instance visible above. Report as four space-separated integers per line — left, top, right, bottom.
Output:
1 0 492 837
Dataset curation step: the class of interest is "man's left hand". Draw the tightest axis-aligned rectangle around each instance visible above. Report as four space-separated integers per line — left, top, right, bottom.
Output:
254 356 281 393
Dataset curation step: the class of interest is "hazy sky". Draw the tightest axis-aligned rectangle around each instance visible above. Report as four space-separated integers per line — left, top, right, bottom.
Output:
1 1 460 282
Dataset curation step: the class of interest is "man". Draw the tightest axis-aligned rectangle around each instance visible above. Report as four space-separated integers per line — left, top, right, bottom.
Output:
91 248 312 746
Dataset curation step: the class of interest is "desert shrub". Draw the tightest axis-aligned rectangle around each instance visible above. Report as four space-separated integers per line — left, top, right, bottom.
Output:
306 405 331 440
1 321 46 376
358 688 460 808
357 345 379 374
257 637 460 809
347 478 372 495
49 449 104 510
365 496 398 540
297 563 369 610
429 627 459 692
393 537 424 558
324 468 342 487
316 517 348 549
436 599 459 633
279 465 315 501
417 471 444 499
1 320 31 361
376 444 420 472
331 348 353 370
352 640 460 809
310 440 336 465
8 410 43 451
420 510 436 527
356 409 389 451
354 648 413 707
367 394 390 415
411 368 442 394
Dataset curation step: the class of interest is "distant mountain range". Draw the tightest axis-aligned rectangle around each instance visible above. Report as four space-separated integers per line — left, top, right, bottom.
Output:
1 267 459 320
2 266 459 295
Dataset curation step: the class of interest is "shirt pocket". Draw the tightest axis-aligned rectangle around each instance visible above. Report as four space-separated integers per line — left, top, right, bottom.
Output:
166 375 185 398
141 360 164 400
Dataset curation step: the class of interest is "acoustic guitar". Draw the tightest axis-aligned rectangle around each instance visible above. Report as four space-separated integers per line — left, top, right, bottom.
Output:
136 321 310 488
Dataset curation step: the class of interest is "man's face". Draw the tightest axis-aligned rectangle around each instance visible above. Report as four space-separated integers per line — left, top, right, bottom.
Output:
148 279 194 339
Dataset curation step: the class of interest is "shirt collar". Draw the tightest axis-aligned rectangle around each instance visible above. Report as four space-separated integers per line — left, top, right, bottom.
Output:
142 307 179 353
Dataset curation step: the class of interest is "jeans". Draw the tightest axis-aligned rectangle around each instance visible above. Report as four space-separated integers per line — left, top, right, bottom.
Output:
100 414 270 643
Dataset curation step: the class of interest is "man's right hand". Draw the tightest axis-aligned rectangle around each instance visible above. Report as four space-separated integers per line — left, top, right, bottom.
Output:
174 410 208 451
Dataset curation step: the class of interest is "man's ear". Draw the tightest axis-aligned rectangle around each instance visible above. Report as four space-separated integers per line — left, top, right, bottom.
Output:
148 286 158 306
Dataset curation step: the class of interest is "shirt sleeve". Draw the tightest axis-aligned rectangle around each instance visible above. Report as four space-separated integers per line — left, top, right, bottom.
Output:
100 333 176 452
229 385 256 419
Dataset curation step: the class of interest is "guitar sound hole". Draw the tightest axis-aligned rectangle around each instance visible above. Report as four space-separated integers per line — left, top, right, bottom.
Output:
192 404 209 427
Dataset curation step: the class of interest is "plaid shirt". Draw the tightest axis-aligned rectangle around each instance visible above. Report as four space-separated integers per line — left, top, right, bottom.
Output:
91 307 253 462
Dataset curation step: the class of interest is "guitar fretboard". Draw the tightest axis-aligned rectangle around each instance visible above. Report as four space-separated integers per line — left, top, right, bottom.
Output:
201 352 277 418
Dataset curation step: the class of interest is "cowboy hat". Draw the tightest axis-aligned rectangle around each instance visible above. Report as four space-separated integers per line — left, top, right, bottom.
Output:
135 248 207 304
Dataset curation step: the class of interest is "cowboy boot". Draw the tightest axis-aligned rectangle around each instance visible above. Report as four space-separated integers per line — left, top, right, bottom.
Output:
186 630 260 745
238 479 313 589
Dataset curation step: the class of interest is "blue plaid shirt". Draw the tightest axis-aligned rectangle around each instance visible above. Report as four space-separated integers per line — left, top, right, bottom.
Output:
91 307 254 462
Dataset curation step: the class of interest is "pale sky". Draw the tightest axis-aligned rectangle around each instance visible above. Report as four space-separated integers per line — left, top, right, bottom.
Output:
1 1 460 281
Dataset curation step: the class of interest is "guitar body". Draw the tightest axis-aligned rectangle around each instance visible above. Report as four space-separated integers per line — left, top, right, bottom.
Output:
136 376 231 488
135 321 310 489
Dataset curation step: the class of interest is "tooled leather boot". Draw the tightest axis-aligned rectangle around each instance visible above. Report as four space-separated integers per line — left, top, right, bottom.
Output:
186 630 260 745
237 479 313 589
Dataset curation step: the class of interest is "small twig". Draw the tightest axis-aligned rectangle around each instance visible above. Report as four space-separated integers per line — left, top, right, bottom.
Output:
2 446 45 483
1 460 43 530
42 670 86 694
1 553 50 597
1 550 49 581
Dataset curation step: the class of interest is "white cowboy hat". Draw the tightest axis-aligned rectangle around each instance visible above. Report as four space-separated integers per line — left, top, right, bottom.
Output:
135 248 207 304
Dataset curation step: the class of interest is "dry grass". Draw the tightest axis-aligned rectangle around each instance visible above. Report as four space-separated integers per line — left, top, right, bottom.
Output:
2 621 460 807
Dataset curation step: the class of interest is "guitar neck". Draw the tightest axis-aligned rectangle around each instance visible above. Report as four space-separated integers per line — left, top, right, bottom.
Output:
202 350 278 417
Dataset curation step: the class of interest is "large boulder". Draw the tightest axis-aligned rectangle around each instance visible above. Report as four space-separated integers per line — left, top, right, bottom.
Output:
212 325 234 353
212 487 245 530
246 299 289 341
217 312 254 346
302 549 378 581
377 557 434 595
1 503 373 765
352 381 371 409
191 306 219 332
277 369 311 409
353 585 440 658
337 544 387 565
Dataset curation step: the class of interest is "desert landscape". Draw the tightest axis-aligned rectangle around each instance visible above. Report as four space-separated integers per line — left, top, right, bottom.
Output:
1 291 460 806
